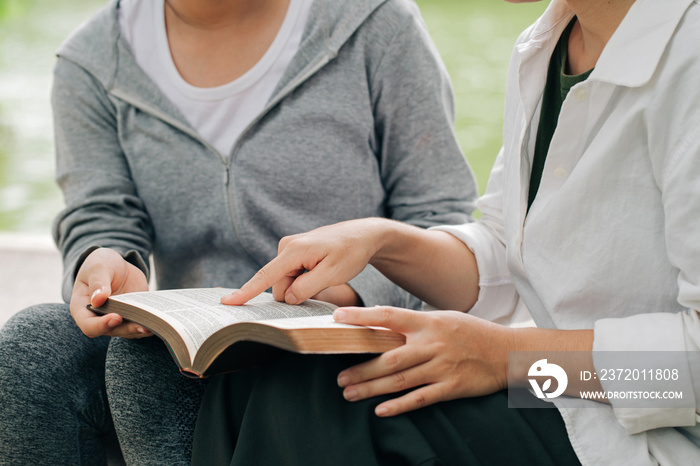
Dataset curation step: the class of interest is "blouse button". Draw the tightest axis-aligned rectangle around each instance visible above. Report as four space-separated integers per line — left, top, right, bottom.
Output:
574 86 589 101
553 167 568 178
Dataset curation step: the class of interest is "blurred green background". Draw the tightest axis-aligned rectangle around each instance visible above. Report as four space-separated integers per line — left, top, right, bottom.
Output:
0 0 547 234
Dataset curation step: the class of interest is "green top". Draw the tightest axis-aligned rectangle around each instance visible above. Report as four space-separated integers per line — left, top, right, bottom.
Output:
527 18 594 210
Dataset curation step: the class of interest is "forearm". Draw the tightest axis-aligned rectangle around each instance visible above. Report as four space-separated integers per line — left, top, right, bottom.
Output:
347 265 421 310
52 57 153 301
369 219 479 311
225 218 478 309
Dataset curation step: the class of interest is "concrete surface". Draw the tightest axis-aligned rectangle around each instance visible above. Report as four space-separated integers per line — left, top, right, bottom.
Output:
0 232 64 327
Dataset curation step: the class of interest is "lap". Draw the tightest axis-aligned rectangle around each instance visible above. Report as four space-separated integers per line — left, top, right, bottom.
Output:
192 353 581 466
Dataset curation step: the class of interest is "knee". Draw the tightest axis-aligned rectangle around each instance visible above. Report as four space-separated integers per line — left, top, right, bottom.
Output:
106 333 175 372
105 336 179 392
105 336 205 405
0 305 113 448
3 302 70 330
0 303 109 385
1 303 72 358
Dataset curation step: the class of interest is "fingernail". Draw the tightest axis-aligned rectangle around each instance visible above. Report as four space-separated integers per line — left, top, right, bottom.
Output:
285 290 300 305
333 309 347 322
91 288 102 302
376 406 388 416
337 374 349 387
137 327 146 334
344 388 358 401
221 291 242 305
107 318 120 328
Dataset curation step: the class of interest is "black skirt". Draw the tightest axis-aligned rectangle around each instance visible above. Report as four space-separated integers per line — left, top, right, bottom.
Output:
191 353 580 466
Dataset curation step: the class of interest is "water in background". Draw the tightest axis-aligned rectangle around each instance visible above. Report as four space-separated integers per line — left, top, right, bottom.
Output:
0 0 546 234
0 0 104 232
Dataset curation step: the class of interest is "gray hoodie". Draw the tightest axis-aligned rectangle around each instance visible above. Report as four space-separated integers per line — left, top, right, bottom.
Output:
51 0 478 308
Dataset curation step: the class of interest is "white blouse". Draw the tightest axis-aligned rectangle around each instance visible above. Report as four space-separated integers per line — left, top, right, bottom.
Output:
436 0 700 464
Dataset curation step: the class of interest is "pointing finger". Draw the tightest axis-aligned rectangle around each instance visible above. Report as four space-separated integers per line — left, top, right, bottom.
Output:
221 256 305 305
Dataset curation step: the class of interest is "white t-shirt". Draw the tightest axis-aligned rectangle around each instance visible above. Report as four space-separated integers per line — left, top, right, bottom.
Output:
119 0 312 157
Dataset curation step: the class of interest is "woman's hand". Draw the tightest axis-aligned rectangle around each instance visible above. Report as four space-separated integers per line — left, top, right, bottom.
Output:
334 306 514 417
222 219 383 306
222 217 478 311
70 248 152 339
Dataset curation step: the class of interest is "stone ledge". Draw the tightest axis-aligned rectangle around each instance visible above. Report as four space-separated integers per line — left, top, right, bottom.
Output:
0 232 58 252
0 233 63 327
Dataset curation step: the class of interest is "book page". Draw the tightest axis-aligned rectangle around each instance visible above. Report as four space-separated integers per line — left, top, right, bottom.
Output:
254 314 382 329
110 288 336 357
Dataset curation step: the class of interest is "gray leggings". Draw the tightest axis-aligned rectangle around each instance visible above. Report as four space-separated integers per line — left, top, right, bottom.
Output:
0 304 206 465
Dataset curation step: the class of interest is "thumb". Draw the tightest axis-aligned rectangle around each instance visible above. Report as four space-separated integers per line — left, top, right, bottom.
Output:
88 275 113 308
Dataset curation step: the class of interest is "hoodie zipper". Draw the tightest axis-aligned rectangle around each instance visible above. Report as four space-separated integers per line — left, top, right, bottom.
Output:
222 52 335 249
110 51 335 253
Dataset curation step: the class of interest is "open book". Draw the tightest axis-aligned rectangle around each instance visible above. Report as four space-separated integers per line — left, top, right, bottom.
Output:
90 288 404 378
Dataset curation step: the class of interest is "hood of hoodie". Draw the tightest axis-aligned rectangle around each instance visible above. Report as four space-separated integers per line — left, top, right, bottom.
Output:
56 0 389 136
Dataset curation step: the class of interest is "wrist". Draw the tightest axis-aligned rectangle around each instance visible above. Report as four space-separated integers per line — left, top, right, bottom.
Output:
508 327 595 388
368 219 419 268
489 323 518 391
